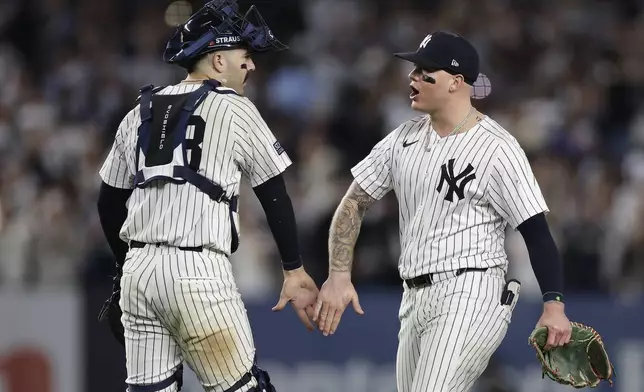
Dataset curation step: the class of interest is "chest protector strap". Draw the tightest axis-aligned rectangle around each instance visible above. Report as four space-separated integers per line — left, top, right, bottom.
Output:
133 80 239 252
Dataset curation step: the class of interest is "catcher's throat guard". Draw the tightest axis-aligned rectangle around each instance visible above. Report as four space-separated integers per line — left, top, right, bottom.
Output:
164 0 287 68
529 322 616 388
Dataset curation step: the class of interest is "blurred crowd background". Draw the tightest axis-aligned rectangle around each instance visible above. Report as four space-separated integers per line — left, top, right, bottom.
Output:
1 0 644 302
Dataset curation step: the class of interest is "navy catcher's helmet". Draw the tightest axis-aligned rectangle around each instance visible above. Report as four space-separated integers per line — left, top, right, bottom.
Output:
163 0 287 68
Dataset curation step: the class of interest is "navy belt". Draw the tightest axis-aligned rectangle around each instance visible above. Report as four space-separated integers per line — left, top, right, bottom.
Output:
130 240 203 252
404 267 488 289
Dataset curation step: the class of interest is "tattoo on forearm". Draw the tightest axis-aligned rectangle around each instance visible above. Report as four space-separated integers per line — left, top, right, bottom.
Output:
329 182 376 272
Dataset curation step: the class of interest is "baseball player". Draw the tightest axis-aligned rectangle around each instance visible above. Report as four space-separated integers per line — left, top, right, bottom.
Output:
314 31 573 392
95 1 319 391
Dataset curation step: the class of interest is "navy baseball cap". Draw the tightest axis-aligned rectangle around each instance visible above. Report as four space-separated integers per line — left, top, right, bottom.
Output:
394 31 491 98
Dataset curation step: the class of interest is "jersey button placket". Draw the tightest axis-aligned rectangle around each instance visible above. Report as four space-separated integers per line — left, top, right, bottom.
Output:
424 130 439 152
425 134 441 175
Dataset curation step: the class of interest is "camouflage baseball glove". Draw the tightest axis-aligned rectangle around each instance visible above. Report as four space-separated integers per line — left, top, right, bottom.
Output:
528 322 615 388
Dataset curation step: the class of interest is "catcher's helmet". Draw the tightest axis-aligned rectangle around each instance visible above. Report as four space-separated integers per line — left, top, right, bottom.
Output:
163 0 287 68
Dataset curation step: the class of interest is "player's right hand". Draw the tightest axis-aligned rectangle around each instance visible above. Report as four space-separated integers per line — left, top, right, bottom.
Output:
313 271 364 336
272 267 320 331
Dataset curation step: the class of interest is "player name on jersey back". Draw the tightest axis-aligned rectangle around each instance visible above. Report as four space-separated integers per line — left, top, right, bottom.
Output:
351 115 548 280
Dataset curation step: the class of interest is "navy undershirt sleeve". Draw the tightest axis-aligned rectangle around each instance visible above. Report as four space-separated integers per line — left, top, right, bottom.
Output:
97 182 133 267
517 213 565 302
252 174 303 270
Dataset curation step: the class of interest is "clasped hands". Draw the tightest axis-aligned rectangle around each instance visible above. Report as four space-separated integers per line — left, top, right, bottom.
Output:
272 268 363 335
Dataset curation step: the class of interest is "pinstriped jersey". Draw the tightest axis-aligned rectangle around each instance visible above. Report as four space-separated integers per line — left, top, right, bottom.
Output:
99 82 291 254
351 114 548 280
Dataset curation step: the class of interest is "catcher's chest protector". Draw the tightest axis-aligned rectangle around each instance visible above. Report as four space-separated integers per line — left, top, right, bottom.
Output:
133 79 240 252
134 81 215 188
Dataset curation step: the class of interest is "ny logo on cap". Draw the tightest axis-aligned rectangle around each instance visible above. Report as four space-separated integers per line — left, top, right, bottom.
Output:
420 34 432 48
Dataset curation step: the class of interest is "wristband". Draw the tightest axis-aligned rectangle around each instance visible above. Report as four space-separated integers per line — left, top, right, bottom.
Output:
282 256 303 271
543 291 564 303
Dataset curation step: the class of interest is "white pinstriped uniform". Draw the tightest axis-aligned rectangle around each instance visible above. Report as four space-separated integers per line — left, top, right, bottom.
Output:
99 82 291 391
351 114 548 392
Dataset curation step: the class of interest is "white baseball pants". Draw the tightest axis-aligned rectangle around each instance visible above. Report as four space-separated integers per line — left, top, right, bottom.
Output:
119 244 257 392
396 267 512 392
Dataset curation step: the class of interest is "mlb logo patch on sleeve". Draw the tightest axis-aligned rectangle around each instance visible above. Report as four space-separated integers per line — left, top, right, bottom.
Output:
273 141 285 155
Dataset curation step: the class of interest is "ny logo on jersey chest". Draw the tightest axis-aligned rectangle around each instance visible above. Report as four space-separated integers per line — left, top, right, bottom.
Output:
436 159 476 202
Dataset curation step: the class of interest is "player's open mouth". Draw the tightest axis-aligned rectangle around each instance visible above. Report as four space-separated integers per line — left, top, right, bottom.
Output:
410 86 419 99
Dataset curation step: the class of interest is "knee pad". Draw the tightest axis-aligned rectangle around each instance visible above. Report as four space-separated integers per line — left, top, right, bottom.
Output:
127 364 184 392
225 363 276 392
250 364 276 392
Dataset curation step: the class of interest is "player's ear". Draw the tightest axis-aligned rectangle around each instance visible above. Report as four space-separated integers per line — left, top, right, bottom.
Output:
449 75 464 93
211 52 226 73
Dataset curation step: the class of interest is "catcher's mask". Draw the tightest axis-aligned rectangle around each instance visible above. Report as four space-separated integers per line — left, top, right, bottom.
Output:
163 0 287 69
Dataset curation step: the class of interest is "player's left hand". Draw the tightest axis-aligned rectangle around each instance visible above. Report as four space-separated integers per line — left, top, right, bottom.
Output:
271 267 319 331
535 301 572 350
